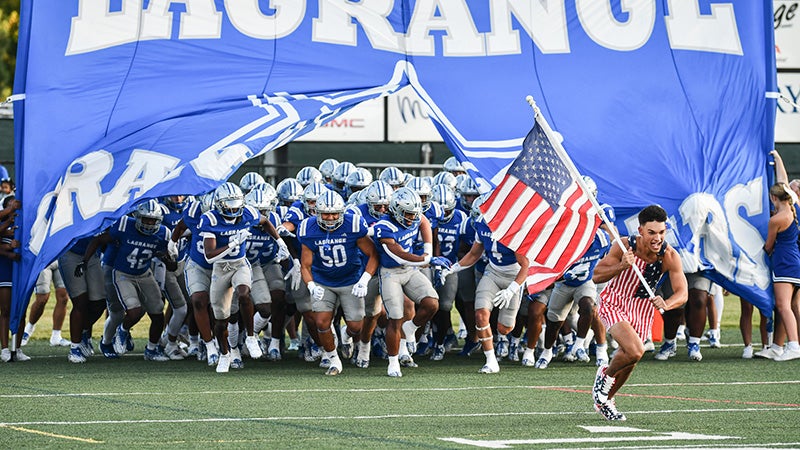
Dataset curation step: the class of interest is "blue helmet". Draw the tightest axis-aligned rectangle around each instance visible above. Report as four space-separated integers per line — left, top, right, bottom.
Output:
239 172 266 193
296 166 323 188
315 190 346 231
276 178 303 206
389 187 422 229
134 199 164 235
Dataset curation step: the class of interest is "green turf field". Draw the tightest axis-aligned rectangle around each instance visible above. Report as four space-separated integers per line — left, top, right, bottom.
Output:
4 296 799 448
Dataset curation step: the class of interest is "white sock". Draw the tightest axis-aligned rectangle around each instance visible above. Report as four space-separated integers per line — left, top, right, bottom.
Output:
227 322 240 349
146 342 157 351
484 350 498 366
787 341 800 351
358 341 371 361
24 322 35 335
51 329 63 340
540 347 553 360
399 339 410 357
573 337 585 351
688 336 701 345
269 337 281 351
402 320 418 343
254 312 270 334
388 355 400 368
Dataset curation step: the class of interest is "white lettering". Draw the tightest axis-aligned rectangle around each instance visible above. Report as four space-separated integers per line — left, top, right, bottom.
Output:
66 0 142 55
313 0 402 52
227 0 304 40
486 0 569 55
406 0 484 56
191 143 255 180
141 0 221 41
102 149 181 211
665 0 742 55
679 193 734 278
51 151 114 234
576 0 655 51
723 178 770 289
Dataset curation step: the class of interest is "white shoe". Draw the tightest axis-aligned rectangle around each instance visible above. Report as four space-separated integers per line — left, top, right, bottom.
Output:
642 339 655 352
164 343 187 360
50 336 71 347
774 348 800 361
245 336 263 360
216 353 231 373
230 348 244 369
387 363 403 377
0 348 10 362
742 345 753 359
755 346 783 360
325 358 343 376
14 349 31 362
478 363 500 374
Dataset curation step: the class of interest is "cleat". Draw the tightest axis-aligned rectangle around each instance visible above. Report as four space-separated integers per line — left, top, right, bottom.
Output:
457 327 467 340
478 363 500 374
534 356 550 369
575 347 590 363
459 340 481 356
230 348 244 369
216 353 231 373
642 339 655 352
0 348 10 362
595 350 609 367
197 345 208 362
113 326 129 354
654 341 677 361
405 340 417 355
495 338 509 359
507 343 520 362
245 336 263 360
143 347 170 362
186 343 201 358
595 399 627 421
14 349 31 362
267 348 282 362
708 333 721 349
774 347 800 361
80 332 95 357
443 332 458 352
430 344 445 361
563 351 577 362
414 339 433 357
319 357 332 369
339 343 354 360
355 358 370 368
687 342 703 361
164 343 187 360
592 365 614 405
50 336 71 347
67 347 86 363
99 342 120 359
521 352 536 367
387 369 403 377
20 332 31 347
325 365 341 376
675 325 686 341
287 338 301 351
399 354 417 368
207 351 219 367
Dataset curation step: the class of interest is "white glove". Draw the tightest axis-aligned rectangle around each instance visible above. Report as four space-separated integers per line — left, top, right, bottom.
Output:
227 235 242 249
493 281 520 309
284 258 302 291
235 229 251 243
167 240 179 259
276 224 295 238
351 272 371 298
275 239 290 262
308 281 325 301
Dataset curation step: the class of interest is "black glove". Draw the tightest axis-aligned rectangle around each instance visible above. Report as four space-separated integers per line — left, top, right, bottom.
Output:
74 261 86 278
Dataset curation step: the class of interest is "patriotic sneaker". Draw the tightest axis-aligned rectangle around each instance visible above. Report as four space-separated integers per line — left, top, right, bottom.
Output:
399 354 418 368
244 336 263 360
20 331 31 347
67 347 86 363
50 336 71 347
99 341 120 359
164 342 187 360
143 347 170 362
654 341 677 361
267 348 281 362
642 339 655 352
459 340 481 356
495 337 509 359
534 353 551 369
430 344 445 361
230 348 244 369
592 365 615 405
478 362 500 374
14 349 31 362
595 398 627 421
575 347 591 363
687 342 703 361
216 353 231 373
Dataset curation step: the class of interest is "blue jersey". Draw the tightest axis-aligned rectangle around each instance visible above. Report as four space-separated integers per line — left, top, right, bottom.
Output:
245 211 281 265
198 206 261 262
69 236 94 256
282 202 309 255
412 202 444 256
373 215 420 269
473 220 517 267
162 202 190 261
107 216 170 275
562 229 612 287
182 200 211 269
298 214 369 287
437 209 469 264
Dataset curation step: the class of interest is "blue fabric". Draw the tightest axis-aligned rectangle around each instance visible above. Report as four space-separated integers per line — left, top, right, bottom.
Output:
10 2 778 333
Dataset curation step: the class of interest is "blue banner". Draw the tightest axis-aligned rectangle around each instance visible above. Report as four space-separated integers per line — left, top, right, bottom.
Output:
12 1 777 332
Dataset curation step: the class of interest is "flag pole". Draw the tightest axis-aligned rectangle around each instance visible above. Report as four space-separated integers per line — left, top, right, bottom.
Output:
525 96 662 306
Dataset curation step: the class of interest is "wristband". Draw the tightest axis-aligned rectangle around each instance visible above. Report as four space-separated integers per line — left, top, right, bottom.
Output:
507 281 520 292
450 262 463 273
423 243 433 255
357 271 371 284
307 281 317 292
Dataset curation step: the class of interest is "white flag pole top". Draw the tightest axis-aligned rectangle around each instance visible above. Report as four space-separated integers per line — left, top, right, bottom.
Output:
525 95 662 306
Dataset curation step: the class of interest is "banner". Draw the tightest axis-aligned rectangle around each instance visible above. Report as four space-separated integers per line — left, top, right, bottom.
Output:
12 1 777 332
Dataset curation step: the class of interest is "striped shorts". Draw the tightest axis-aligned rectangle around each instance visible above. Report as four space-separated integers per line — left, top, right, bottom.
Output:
598 291 655 340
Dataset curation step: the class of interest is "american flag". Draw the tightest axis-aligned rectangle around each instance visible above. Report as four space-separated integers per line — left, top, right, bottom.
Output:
480 119 601 293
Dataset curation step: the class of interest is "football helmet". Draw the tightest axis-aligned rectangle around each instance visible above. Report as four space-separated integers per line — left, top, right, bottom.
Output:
432 184 457 222
213 182 245 219
296 166 323 188
432 171 457 190
198 192 215 213
365 180 393 219
456 176 480 210
379 166 405 190
250 182 278 212
345 168 373 199
245 183 277 213
389 187 422 229
315 190 346 231
443 156 465 175
276 178 303 206
318 158 340 182
302 182 328 216
163 195 187 211
134 199 164 235
332 161 356 193
405 177 433 212
470 193 490 223
239 172 266 193
582 175 598 198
